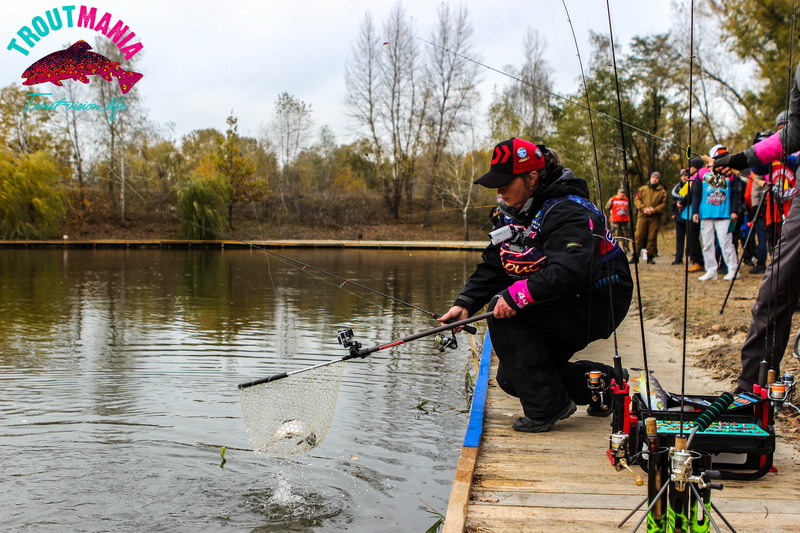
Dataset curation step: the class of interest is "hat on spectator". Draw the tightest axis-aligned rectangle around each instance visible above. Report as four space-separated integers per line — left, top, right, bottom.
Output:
776 110 789 128
688 158 704 171
709 144 728 158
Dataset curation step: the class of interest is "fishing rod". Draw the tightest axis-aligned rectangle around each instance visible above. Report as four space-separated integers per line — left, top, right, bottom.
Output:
603 0 655 419
238 311 493 389
169 212 478 334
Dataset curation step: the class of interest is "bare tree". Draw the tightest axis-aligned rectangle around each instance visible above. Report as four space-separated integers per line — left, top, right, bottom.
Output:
59 81 89 206
267 92 313 213
518 27 554 138
420 2 480 226
90 37 147 225
269 92 314 169
346 3 428 218
436 124 483 240
487 27 554 142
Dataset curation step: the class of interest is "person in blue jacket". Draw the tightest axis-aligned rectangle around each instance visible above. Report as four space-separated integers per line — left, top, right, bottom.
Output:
691 145 740 281
439 138 633 432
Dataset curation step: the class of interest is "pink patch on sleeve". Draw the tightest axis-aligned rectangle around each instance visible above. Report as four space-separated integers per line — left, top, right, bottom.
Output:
753 131 785 164
508 279 534 309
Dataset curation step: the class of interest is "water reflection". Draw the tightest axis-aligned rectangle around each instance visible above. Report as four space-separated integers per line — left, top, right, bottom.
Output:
0 247 481 532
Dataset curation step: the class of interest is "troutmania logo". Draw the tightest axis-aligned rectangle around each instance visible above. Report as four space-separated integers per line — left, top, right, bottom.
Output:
7 6 144 121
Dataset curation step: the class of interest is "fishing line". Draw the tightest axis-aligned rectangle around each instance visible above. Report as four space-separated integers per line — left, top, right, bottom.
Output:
415 38 701 159
605 0 653 418
166 211 477 333
561 0 622 367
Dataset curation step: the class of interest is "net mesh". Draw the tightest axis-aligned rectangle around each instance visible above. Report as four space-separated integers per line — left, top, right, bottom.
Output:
239 362 344 458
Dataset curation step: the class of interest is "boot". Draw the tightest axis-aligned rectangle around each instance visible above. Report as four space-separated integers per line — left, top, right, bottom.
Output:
512 401 577 433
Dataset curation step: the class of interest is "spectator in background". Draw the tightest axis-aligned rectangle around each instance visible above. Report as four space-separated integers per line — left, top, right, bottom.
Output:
605 188 632 255
692 146 740 281
745 149 770 274
683 159 707 272
631 172 667 264
762 111 798 250
670 169 692 265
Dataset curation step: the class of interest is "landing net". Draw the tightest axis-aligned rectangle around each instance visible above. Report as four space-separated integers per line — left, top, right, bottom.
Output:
239 363 343 458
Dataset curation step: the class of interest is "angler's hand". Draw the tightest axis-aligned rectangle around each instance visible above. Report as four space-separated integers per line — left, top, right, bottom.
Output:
714 151 748 172
438 305 469 332
493 297 517 319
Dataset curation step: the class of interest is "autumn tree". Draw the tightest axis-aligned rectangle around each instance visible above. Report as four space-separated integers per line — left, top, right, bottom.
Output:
707 0 796 144
215 114 256 228
0 149 66 239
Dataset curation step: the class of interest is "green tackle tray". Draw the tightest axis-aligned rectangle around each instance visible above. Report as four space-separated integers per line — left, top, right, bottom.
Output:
629 392 775 480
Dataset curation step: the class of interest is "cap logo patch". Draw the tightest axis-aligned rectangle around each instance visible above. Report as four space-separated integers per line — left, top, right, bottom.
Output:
517 147 528 158
491 144 511 165
535 148 542 159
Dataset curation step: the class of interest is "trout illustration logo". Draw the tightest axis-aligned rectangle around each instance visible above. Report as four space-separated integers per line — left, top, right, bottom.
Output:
8 6 145 121
22 40 142 94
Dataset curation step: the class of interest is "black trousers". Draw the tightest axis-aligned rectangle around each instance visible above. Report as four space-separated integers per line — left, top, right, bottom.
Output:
674 218 686 262
686 219 704 266
489 284 632 419
738 201 800 390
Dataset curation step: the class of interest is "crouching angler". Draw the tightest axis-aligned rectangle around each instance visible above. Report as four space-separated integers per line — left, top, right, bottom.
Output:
439 138 633 433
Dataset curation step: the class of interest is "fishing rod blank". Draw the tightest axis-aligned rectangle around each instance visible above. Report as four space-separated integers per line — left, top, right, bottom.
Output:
238 311 492 390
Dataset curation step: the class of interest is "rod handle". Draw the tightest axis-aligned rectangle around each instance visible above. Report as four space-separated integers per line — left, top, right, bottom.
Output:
767 369 777 385
645 417 658 437
758 359 769 387
694 392 735 432
238 372 288 389
433 313 477 335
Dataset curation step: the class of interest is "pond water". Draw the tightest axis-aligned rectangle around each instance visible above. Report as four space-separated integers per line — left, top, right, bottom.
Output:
0 247 483 532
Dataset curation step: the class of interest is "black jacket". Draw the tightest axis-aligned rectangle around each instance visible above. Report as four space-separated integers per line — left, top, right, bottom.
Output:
454 168 632 315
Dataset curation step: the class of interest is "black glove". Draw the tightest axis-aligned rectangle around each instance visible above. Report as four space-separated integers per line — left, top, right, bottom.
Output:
714 151 749 171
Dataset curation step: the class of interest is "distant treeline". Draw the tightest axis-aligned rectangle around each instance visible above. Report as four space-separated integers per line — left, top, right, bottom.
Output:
0 0 792 240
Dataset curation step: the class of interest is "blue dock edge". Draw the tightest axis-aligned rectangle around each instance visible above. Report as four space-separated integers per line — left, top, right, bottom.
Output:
463 331 492 447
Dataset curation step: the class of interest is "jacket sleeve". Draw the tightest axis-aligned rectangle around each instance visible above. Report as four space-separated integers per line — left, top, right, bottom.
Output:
633 187 645 211
453 242 510 315
690 174 704 216
500 201 601 307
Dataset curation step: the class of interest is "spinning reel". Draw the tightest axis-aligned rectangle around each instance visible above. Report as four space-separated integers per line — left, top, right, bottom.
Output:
433 331 458 352
768 373 798 413
703 171 728 189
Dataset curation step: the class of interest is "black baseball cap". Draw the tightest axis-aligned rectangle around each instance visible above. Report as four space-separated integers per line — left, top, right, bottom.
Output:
474 138 546 188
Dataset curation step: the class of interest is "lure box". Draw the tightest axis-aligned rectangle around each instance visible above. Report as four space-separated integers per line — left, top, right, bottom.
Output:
628 392 775 480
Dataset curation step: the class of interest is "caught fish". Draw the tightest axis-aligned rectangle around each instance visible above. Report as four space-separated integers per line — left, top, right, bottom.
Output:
629 369 668 411
272 419 317 447
22 40 143 94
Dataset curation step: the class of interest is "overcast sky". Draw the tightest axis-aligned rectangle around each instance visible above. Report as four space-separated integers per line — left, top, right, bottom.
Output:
2 0 677 146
